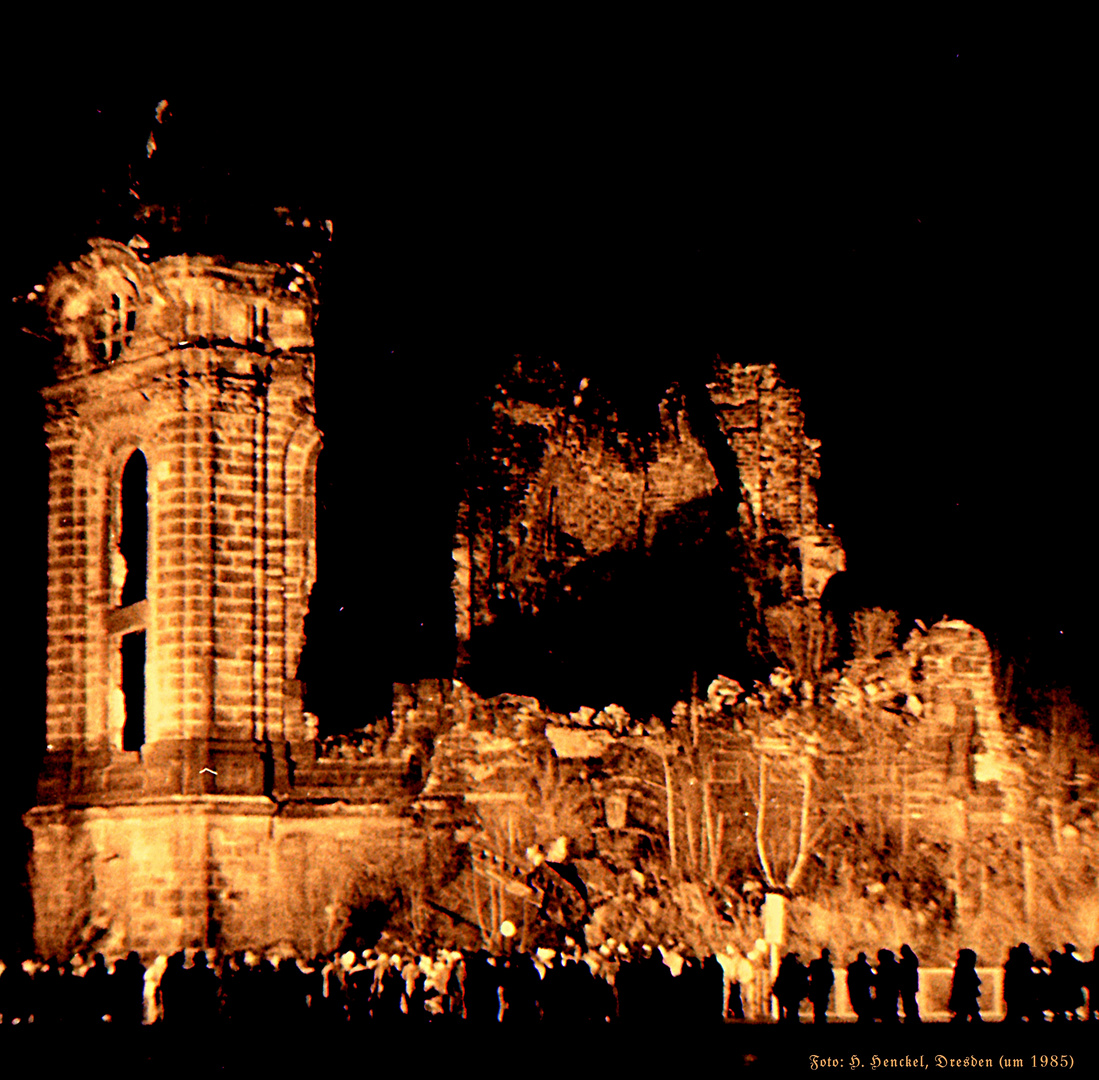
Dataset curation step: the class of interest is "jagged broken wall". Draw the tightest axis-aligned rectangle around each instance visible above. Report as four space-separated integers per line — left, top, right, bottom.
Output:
451 359 845 706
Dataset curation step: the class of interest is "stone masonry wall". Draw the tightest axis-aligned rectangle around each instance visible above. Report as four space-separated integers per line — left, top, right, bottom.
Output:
37 240 319 803
26 801 419 961
455 361 846 646
706 363 845 600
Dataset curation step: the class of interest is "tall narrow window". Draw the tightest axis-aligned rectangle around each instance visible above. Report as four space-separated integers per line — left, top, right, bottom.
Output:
121 630 146 751
119 451 147 605
109 449 149 750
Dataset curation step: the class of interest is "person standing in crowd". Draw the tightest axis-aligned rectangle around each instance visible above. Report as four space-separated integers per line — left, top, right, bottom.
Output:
717 944 745 1020
1057 944 1085 1021
846 952 874 1023
33 960 62 1025
874 950 901 1023
948 948 982 1023
0 957 33 1025
109 951 146 1026
1086 946 1099 1021
772 952 807 1023
898 945 920 1023
807 949 833 1024
1003 944 1035 1024
700 950 725 1023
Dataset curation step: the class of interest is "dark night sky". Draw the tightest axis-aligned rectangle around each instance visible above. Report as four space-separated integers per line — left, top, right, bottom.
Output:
2 41 1093 785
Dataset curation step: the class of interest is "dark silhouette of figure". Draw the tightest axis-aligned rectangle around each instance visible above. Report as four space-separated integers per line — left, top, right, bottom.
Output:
109 952 146 1025
462 950 499 1022
188 952 220 1025
807 949 834 1024
701 952 725 1023
509 952 542 1023
675 954 701 1026
346 958 372 1025
82 953 111 1023
33 961 63 1025
1003 944 1036 1023
159 952 187 1025
615 951 638 1023
538 954 566 1023
1086 946 1099 1021
591 961 617 1024
48 960 73 1026
0 959 32 1024
319 955 348 1025
948 948 982 1023
875 949 901 1023
847 952 874 1023
772 952 807 1023
898 945 921 1023
274 956 308 1023
1031 958 1052 1020
1058 944 1085 1021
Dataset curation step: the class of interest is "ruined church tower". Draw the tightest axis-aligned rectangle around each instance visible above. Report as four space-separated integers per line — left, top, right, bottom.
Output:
25 240 412 959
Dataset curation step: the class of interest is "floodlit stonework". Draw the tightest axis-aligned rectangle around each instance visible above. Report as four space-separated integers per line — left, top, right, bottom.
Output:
25 240 415 960
451 360 846 655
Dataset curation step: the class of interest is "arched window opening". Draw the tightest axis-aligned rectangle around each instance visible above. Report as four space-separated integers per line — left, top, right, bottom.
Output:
121 630 146 751
119 451 147 606
109 449 149 751
96 291 137 363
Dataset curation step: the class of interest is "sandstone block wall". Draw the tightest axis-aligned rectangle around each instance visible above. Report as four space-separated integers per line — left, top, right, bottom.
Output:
26 800 420 961
37 240 320 799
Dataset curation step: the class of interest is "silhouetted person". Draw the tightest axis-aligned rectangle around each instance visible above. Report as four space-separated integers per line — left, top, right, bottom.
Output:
52 960 74 1026
847 952 874 1023
502 952 540 1023
109 952 146 1025
701 952 725 1023
319 954 348 1024
346 957 372 1025
1003 944 1035 1024
159 952 187 1024
1058 944 1085 1021
463 950 499 1022
273 956 307 1022
614 951 638 1023
948 949 982 1023
807 949 834 1024
648 945 675 1022
33 961 64 1025
875 949 901 1023
674 954 700 1026
772 952 807 1023
1086 946 1099 1021
187 952 220 1025
1031 959 1052 1020
83 953 111 1022
897 944 920 1023
0 959 32 1024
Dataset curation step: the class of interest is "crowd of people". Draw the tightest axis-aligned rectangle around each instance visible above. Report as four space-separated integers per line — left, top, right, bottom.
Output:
773 943 1099 1024
0 940 1096 1026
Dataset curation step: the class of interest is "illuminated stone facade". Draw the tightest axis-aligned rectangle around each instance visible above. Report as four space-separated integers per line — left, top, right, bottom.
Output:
25 240 413 960
452 360 846 652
